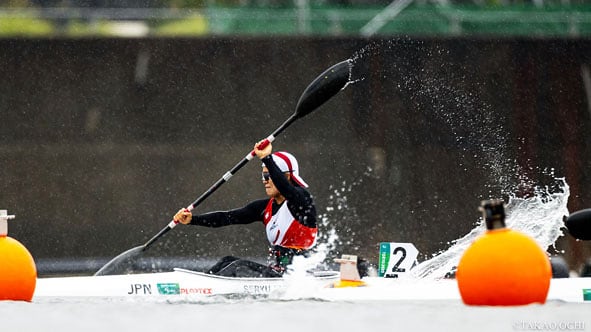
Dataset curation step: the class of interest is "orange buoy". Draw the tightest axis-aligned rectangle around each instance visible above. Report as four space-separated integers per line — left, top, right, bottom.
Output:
0 210 37 302
456 200 551 306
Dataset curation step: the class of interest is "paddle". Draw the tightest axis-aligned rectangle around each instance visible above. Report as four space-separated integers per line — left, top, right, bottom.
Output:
95 59 352 276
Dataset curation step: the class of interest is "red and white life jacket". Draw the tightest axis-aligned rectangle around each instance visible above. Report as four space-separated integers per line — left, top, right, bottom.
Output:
263 198 317 249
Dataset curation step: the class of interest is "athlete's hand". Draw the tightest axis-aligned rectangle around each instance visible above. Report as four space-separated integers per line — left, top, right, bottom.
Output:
174 208 192 225
253 139 272 159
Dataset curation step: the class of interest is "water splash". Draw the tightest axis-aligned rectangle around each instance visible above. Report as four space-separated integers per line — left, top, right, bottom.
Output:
270 224 342 300
313 171 372 263
317 41 572 284
275 172 368 282
273 186 368 300
396 49 569 279
411 177 570 280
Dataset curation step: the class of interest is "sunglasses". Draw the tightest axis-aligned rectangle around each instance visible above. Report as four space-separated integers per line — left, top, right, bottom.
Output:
261 172 271 181
262 171 292 181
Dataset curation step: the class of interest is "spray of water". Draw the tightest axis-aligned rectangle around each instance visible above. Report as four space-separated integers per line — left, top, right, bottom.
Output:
411 177 569 280
354 42 574 282
285 42 572 285
275 170 370 283
270 210 343 300
271 178 367 299
296 178 366 271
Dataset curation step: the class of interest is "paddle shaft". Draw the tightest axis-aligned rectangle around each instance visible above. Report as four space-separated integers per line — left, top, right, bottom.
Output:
94 59 351 275
141 60 352 250
141 114 299 251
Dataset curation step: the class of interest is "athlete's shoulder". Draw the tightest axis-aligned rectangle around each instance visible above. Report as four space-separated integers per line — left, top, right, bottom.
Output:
294 186 312 197
245 198 270 210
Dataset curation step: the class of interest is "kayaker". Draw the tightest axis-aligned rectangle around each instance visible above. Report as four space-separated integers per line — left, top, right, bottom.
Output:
173 140 318 278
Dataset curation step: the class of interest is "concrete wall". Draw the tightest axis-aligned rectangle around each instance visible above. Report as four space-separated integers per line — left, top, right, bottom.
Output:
2 37 590 273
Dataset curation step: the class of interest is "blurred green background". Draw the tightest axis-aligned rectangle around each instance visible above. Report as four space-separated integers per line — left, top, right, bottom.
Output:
1 0 591 38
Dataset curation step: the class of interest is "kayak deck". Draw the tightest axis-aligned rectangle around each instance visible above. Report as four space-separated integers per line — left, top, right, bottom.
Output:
34 268 341 298
33 269 591 303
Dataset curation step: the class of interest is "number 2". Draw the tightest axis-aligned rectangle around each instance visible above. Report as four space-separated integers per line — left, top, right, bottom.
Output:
391 246 407 273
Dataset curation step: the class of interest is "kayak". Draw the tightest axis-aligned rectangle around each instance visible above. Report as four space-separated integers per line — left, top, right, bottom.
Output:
33 268 341 298
32 245 591 303
33 268 591 303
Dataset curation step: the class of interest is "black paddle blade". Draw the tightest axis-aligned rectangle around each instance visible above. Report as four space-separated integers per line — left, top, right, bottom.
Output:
94 245 144 276
565 208 591 241
295 59 352 118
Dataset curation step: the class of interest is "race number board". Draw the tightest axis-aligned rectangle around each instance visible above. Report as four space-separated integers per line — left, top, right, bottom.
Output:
378 242 419 278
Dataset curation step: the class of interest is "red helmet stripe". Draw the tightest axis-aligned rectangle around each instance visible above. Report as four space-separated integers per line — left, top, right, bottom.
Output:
273 152 293 172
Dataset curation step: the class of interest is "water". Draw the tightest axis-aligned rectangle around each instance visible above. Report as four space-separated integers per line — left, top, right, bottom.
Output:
3 176 577 331
2 298 588 332
412 177 570 280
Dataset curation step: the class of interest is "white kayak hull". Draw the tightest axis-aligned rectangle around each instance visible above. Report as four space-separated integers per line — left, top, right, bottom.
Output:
34 268 341 298
34 269 591 303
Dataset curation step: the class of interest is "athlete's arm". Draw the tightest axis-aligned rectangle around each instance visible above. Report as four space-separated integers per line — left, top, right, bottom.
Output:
262 155 317 228
189 199 268 227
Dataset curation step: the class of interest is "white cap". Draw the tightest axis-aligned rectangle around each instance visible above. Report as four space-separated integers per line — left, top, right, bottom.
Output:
266 151 309 188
